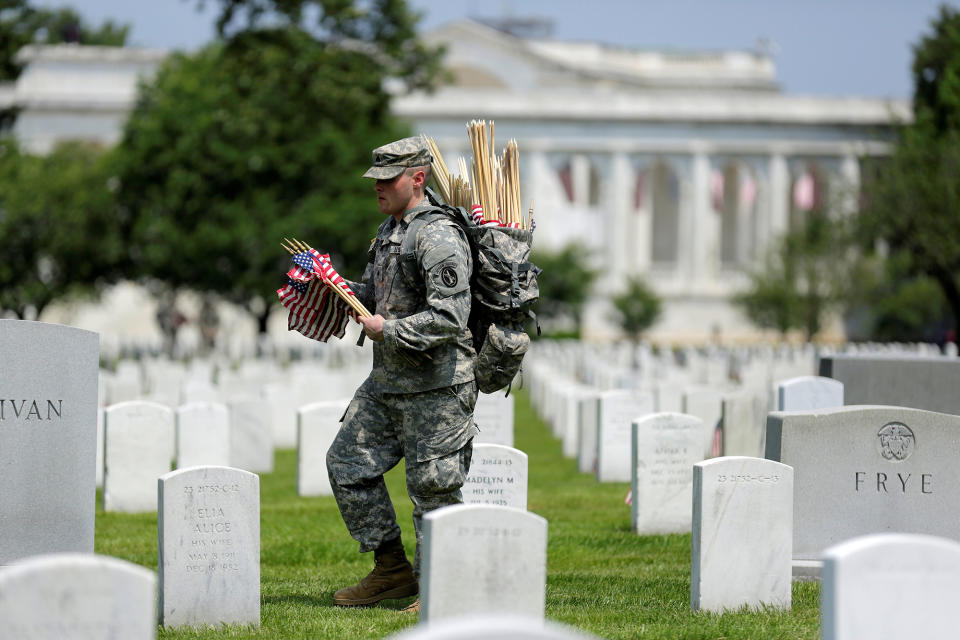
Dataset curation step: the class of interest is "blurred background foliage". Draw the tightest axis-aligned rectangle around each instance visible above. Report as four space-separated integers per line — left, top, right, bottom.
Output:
1 1 960 343
734 5 960 342
530 243 597 339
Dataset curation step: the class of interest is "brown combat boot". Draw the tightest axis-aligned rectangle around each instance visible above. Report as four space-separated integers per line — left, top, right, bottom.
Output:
333 536 418 606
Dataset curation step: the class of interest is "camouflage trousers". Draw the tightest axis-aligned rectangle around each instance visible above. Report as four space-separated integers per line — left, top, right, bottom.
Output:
326 376 478 575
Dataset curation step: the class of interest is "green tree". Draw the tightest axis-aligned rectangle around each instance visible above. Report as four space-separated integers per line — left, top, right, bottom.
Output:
530 242 597 337
858 6 960 338
0 138 125 319
845 252 950 342
734 210 849 340
114 17 435 333
197 0 443 91
611 276 661 344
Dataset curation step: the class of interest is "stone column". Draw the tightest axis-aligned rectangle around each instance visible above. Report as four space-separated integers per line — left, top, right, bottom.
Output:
767 152 790 240
608 152 633 289
690 148 712 289
839 152 860 216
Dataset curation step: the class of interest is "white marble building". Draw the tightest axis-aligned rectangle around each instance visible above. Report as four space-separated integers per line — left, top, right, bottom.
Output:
0 20 909 343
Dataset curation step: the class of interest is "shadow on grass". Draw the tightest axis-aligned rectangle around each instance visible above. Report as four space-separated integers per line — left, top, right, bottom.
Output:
263 592 418 612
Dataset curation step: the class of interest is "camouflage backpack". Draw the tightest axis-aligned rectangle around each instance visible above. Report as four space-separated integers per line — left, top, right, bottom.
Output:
396 188 540 394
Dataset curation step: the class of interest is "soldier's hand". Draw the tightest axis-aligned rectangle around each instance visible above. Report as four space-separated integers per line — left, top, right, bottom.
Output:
360 314 385 342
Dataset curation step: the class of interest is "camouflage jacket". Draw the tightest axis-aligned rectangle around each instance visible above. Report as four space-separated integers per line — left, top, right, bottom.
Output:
347 198 476 393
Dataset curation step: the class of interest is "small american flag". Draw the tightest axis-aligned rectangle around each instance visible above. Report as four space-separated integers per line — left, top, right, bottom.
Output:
276 249 355 342
709 421 723 458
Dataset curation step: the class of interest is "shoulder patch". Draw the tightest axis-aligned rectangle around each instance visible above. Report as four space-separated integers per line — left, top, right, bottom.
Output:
439 265 458 288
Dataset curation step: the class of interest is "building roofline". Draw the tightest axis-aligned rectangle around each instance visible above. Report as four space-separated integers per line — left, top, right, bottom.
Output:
15 44 170 65
394 88 911 126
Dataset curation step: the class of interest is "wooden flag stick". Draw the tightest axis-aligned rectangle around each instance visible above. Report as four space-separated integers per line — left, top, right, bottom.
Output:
280 238 373 319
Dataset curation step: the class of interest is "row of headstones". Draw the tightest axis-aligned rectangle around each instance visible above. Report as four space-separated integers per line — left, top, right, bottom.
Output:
100 358 370 449
695 454 960 640
533 351 960 614
0 460 539 635
5 459 956 639
529 361 841 484
0 464 259 636
99 391 517 512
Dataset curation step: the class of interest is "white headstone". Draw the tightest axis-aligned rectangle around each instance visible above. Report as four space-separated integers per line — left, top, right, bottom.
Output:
0 553 156 639
96 377 107 488
776 376 844 412
682 387 723 457
228 398 273 473
473 392 515 447
158 466 260 628
176 402 230 469
558 386 593 459
103 400 174 513
180 379 220 405
106 365 142 405
577 395 600 474
821 533 960 640
691 456 793 612
721 392 764 457
596 390 655 482
297 400 349 496
387 615 600 639
0 320 99 563
766 405 960 562
263 383 297 449
631 412 705 535
421 505 547 623
654 381 685 413
463 444 528 509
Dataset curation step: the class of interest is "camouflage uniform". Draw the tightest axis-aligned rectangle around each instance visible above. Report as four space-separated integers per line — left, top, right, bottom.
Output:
326 138 478 575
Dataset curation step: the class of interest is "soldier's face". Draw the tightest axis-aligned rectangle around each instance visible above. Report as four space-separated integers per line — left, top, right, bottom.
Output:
375 171 414 218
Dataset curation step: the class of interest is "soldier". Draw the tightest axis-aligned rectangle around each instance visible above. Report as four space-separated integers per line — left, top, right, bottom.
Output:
326 137 477 612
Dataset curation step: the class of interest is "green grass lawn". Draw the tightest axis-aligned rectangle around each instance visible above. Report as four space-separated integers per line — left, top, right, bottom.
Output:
95 389 820 639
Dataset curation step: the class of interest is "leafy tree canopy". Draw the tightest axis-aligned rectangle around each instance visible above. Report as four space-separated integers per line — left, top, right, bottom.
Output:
856 7 960 339
194 0 443 91
113 25 414 331
913 5 960 135
611 276 661 343
0 138 125 319
530 242 597 337
734 210 852 340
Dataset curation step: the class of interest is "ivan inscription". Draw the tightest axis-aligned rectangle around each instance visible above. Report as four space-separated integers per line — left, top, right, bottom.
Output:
0 399 63 421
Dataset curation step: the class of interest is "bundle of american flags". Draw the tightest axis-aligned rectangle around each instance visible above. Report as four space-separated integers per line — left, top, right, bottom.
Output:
276 244 367 342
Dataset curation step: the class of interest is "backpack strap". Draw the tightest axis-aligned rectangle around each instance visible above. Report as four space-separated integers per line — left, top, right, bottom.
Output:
397 208 451 292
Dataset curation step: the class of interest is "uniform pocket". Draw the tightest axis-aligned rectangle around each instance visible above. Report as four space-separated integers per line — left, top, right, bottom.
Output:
414 382 478 462
417 418 474 463
475 323 529 393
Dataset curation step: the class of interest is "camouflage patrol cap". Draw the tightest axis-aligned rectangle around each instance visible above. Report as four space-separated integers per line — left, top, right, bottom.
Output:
362 137 433 180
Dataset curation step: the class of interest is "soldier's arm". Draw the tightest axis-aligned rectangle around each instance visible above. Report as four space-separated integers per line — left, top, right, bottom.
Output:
383 222 471 352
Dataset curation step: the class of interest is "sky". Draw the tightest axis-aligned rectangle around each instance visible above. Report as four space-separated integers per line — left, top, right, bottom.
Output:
35 0 956 98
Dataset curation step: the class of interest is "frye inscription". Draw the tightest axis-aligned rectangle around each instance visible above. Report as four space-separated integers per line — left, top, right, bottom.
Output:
855 472 932 494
